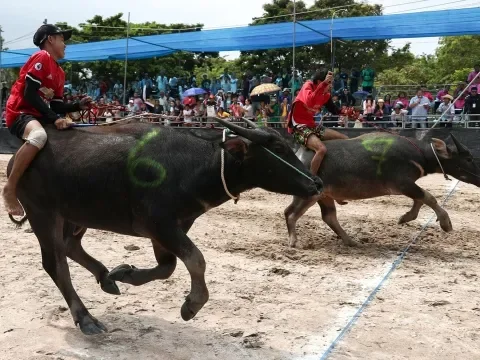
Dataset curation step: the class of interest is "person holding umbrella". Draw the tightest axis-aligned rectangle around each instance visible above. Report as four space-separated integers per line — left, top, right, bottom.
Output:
287 70 347 176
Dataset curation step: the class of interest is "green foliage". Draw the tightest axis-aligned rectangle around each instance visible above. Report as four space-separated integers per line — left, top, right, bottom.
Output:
235 0 388 75
375 36 480 86
55 13 219 84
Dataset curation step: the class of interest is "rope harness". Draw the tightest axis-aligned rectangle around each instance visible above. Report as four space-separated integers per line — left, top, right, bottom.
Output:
220 129 240 204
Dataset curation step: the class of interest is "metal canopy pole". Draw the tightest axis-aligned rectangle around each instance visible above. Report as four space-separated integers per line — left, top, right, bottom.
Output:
122 12 130 105
292 0 296 93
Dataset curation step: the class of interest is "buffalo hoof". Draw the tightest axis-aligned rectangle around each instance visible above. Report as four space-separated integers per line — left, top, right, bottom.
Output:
342 238 360 247
398 213 416 224
100 278 121 295
108 264 136 283
438 216 453 232
180 295 206 321
77 314 108 335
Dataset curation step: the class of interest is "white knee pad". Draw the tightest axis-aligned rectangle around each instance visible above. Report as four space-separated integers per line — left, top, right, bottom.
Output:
25 127 47 150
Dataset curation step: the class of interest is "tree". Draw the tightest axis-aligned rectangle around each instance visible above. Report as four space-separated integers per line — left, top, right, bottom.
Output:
55 14 219 86
235 0 388 76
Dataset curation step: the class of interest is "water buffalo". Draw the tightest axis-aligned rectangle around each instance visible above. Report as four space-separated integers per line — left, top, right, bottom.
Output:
7 119 322 335
285 132 480 247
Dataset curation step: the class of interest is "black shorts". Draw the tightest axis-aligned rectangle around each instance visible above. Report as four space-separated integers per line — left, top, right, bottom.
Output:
9 114 40 140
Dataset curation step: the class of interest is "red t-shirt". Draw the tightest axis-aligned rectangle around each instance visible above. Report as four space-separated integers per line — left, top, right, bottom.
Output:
287 81 330 133
6 50 65 128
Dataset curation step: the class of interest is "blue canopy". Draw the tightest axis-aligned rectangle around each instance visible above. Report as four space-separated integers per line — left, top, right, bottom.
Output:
1 7 479 68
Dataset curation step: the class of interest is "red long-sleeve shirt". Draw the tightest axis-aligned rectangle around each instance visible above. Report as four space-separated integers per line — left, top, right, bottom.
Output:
287 80 330 133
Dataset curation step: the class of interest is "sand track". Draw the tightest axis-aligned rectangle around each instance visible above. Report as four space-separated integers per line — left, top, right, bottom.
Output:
0 154 479 360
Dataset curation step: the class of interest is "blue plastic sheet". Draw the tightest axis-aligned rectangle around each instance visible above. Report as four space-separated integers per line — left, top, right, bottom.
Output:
1 7 479 68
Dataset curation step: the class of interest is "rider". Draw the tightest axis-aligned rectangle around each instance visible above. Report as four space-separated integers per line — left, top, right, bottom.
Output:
2 24 91 216
287 70 347 176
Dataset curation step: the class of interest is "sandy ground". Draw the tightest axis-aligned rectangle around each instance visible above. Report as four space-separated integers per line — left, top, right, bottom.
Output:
0 153 479 360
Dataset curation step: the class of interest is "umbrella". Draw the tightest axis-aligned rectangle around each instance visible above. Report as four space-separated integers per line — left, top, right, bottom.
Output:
182 87 207 97
250 83 282 96
353 90 371 97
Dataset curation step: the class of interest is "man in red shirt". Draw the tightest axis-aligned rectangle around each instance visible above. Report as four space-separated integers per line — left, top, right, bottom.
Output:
3 24 91 216
287 70 347 176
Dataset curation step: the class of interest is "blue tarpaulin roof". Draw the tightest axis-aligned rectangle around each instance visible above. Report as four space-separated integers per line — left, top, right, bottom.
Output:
1 7 479 68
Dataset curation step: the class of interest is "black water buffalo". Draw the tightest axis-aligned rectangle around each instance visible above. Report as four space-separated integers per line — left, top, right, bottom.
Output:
7 118 322 335
285 132 480 247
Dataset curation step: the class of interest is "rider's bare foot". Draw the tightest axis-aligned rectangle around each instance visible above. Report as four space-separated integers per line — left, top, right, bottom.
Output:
336 200 348 205
2 186 24 216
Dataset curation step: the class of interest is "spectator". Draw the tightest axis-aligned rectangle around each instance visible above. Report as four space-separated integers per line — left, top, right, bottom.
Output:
360 63 375 93
243 98 254 119
242 73 251 100
339 88 355 106
229 100 244 119
467 64 480 83
205 95 217 119
156 70 169 93
288 71 303 94
217 107 230 118
435 85 450 112
362 94 376 123
200 74 211 92
453 82 466 98
383 94 392 112
349 67 361 93
437 94 455 128
279 88 292 105
421 85 434 103
464 86 480 127
454 93 466 114
390 103 408 127
374 99 388 127
339 68 349 89
158 90 168 109
468 76 480 94
230 73 238 94
333 73 343 93
331 94 341 110
127 99 136 114
395 91 409 109
280 97 290 127
152 99 164 114
409 88 430 128
183 104 194 126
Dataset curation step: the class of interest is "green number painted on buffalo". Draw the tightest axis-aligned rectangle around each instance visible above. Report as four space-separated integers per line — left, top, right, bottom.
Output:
361 137 395 176
127 129 167 187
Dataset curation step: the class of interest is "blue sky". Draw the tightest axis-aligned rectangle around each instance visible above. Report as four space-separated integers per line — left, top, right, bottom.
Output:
1 0 478 57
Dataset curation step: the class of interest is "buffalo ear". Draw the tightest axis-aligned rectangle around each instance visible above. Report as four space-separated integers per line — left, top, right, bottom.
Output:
220 137 248 162
431 138 451 159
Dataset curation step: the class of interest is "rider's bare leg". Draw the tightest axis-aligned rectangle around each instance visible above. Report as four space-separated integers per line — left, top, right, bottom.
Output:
306 134 326 176
323 128 349 141
3 120 43 216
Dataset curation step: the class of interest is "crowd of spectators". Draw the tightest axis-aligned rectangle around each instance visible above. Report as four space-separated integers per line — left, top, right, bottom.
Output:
1 63 479 129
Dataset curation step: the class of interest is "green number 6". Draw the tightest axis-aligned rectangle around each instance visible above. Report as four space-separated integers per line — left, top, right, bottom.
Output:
127 129 167 188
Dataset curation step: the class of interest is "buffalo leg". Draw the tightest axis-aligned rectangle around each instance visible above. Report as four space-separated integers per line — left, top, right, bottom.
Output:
108 218 195 285
63 222 120 295
28 212 107 335
398 199 423 224
318 197 359 247
399 183 452 232
108 241 177 286
285 195 321 248
152 226 208 321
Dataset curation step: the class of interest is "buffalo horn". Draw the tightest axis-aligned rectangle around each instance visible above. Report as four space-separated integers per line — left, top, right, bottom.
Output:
216 117 270 144
450 133 469 154
242 117 258 129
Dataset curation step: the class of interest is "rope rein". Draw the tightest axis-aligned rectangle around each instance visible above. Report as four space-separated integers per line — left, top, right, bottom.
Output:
430 143 451 181
221 129 240 204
